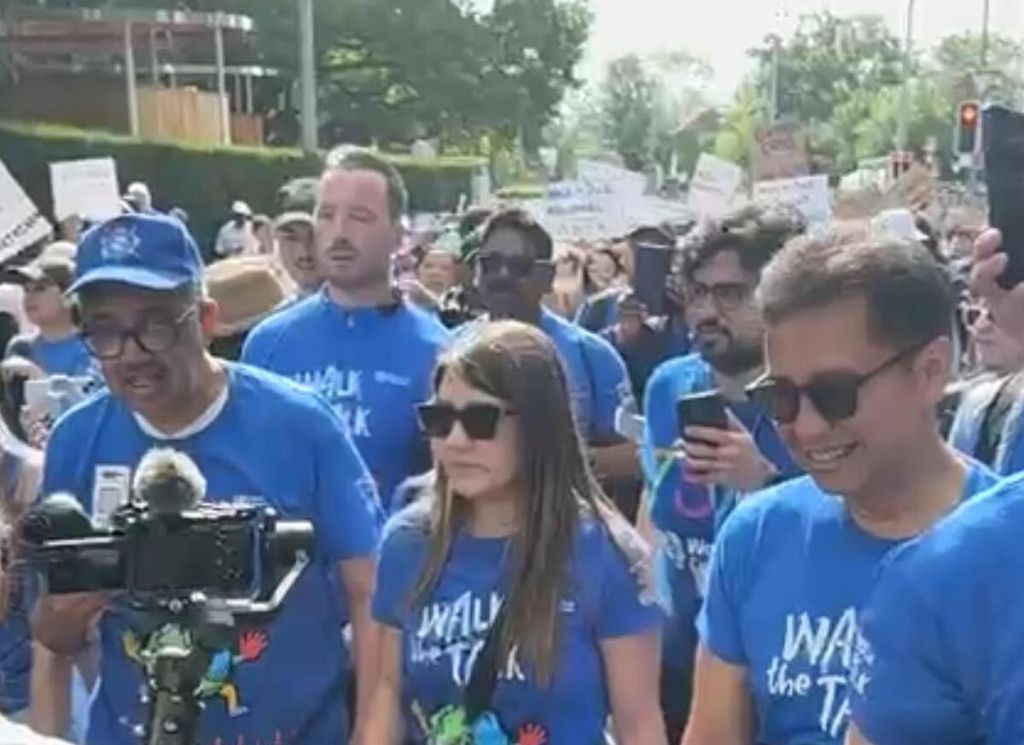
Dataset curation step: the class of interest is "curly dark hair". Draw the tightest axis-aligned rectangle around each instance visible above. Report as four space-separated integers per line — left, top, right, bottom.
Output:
677 204 807 281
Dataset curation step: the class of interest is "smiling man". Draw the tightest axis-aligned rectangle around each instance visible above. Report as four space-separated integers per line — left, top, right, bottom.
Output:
682 225 999 745
243 147 449 513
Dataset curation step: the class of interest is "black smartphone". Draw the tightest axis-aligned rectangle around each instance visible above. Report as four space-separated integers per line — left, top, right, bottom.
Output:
632 242 674 316
677 391 729 440
983 105 1024 289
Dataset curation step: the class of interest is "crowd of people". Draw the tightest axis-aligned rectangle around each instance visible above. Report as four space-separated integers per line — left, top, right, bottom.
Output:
0 141 1019 745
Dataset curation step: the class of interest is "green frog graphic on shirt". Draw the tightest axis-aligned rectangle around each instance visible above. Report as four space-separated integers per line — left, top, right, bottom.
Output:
123 626 269 717
412 701 549 745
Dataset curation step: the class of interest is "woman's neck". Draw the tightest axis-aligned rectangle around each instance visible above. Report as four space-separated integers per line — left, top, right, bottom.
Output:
466 489 521 539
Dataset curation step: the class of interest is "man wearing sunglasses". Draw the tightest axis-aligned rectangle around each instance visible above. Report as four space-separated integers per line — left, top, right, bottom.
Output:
30 213 382 745
843 228 1024 745
243 147 449 514
471 208 639 505
639 205 805 741
684 227 999 745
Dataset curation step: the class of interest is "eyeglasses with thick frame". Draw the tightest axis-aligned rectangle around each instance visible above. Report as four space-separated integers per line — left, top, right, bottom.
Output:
80 306 199 360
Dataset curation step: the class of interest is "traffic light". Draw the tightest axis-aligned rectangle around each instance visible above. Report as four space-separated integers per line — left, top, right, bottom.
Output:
957 101 981 155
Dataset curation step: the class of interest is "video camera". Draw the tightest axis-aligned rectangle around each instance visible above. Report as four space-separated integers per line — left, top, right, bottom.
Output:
19 448 315 745
21 448 312 605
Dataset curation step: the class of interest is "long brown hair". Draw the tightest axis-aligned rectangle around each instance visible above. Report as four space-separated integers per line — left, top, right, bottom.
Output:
410 320 648 685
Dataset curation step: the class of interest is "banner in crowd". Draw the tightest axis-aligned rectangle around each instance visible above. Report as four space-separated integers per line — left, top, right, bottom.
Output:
687 154 743 219
49 157 121 222
524 160 691 241
751 123 810 182
753 175 832 228
0 160 51 262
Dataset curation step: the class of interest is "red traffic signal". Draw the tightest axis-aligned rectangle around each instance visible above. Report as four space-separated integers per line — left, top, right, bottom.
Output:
957 101 981 154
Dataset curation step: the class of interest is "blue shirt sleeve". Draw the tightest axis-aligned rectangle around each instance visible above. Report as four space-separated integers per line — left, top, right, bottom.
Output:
580 332 634 440
850 551 974 745
371 516 425 629
641 363 679 487
696 507 751 665
239 320 279 367
307 397 383 561
41 414 81 501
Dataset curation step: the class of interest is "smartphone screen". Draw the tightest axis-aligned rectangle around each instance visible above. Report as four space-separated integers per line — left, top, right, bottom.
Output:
632 242 673 316
983 105 1024 289
677 391 729 440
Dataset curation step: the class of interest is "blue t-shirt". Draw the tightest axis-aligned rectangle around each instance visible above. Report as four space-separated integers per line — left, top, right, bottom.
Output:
641 354 800 674
242 291 449 513
42 363 382 745
6 333 94 377
698 463 997 745
372 509 660 744
850 472 1024 745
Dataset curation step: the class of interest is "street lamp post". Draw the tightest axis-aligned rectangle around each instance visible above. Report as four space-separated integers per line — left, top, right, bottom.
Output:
298 0 318 152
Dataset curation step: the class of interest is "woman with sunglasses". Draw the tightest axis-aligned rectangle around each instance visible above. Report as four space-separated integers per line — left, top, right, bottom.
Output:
684 228 999 745
366 321 665 745
947 297 1024 473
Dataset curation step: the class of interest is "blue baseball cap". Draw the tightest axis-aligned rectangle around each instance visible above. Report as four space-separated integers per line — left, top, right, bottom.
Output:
68 213 203 295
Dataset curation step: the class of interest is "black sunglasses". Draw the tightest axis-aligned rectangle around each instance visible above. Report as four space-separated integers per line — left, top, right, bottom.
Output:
747 342 929 425
477 253 547 279
416 401 516 440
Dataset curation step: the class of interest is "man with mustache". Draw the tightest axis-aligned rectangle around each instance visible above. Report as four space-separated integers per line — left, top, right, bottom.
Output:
243 147 449 513
638 205 805 741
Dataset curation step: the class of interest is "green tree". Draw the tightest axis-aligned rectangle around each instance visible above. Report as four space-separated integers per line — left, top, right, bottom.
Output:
750 12 905 125
714 85 759 169
599 51 712 172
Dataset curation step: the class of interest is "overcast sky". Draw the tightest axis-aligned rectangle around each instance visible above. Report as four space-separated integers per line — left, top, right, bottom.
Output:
579 0 1023 100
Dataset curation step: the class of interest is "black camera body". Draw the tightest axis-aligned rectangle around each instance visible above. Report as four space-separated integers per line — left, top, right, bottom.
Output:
23 498 312 603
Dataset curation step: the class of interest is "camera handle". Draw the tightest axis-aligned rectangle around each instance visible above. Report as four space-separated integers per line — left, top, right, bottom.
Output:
138 550 311 745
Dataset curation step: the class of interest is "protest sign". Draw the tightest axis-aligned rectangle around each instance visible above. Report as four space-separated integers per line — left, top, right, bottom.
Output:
687 154 743 219
753 175 831 227
752 123 810 182
50 157 121 222
0 161 51 262
520 160 691 241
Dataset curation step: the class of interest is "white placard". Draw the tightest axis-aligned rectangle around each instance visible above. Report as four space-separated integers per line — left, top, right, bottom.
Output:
50 157 121 222
0 161 51 262
687 154 743 219
753 174 832 227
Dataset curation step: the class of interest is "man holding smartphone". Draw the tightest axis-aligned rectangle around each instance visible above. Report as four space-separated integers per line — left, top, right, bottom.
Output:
844 227 1024 745
683 225 998 745
639 205 805 741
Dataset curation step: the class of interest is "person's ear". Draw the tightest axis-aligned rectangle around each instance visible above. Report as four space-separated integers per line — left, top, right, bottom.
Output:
198 299 220 344
916 337 953 406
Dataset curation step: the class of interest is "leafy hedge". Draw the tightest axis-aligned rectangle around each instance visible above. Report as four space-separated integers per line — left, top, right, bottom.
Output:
0 121 486 255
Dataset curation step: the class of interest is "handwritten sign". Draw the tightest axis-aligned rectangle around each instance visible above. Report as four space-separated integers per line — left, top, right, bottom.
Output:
0 161 51 262
754 175 831 227
688 154 743 219
752 123 810 182
50 157 121 222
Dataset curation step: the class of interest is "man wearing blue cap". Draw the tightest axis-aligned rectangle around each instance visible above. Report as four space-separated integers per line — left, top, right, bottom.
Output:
30 213 382 744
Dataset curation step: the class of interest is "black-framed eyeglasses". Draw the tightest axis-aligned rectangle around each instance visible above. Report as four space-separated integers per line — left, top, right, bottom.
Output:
416 401 517 440
477 252 548 279
747 341 930 425
80 306 198 360
685 281 753 312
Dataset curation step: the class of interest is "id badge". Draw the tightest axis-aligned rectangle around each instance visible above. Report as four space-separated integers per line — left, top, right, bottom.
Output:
92 465 132 526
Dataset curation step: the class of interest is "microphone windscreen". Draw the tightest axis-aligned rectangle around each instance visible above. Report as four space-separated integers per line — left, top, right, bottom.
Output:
132 448 206 516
